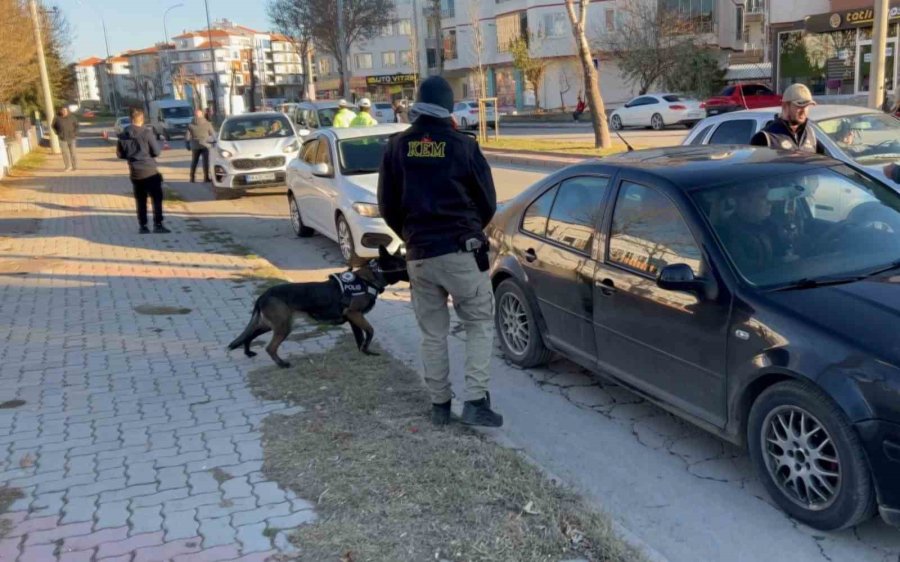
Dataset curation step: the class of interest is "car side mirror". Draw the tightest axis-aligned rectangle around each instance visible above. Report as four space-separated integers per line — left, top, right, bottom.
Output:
657 264 709 296
311 162 332 177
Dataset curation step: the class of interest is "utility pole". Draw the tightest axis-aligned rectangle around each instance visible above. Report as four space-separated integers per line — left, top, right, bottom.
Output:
203 0 222 118
29 0 60 154
248 48 257 112
869 0 890 109
337 0 349 98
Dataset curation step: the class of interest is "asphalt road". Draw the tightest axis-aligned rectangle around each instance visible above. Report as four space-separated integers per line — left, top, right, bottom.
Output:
151 145 900 562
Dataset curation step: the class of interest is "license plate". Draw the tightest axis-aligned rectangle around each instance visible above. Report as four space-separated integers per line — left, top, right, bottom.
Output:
707 109 720 116
246 173 276 183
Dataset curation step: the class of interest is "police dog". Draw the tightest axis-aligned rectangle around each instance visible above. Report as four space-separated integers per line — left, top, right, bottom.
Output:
228 246 408 368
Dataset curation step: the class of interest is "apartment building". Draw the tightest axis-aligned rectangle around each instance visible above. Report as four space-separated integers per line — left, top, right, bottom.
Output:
75 57 103 105
96 56 131 113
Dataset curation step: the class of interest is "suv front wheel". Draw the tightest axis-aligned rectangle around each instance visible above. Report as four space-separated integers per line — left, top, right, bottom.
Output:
747 380 876 530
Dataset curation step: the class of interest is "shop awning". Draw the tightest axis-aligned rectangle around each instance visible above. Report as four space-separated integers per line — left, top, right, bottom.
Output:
724 63 772 82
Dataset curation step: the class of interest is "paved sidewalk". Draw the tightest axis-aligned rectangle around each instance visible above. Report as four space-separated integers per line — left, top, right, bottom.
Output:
0 137 325 560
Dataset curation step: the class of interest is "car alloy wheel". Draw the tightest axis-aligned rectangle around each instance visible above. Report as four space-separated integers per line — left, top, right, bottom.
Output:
748 380 876 530
288 193 314 237
651 113 664 130
499 291 529 355
493 279 552 368
461 117 469 129
336 214 360 266
761 406 841 511
611 114 622 131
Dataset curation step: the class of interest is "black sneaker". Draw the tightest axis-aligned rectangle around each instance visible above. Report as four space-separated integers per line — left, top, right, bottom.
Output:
139 226 150 234
153 224 171 234
461 394 503 427
431 400 451 426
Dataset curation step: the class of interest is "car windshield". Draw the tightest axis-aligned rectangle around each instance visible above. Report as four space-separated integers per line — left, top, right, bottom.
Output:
220 115 292 141
691 166 900 289
816 113 900 164
338 135 392 175
161 106 191 119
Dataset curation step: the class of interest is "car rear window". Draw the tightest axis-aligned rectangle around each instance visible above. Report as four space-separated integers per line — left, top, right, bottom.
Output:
375 103 392 109
690 124 715 145
708 120 757 144
663 95 691 102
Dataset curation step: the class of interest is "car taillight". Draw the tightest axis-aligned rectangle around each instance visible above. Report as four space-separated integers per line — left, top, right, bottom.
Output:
669 104 687 110
699 102 706 109
470 109 478 114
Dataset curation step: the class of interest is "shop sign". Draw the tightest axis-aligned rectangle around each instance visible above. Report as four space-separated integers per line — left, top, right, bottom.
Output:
365 73 418 86
807 3 900 33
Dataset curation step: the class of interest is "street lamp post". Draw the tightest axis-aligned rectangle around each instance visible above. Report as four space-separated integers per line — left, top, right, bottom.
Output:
76 0 116 114
28 0 59 154
203 0 222 118
163 3 185 99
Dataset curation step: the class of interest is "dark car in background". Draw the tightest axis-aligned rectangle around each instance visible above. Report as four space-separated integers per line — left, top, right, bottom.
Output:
487 146 900 531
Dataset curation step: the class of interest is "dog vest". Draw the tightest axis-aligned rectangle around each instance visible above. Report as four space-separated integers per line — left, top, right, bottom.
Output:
330 271 379 312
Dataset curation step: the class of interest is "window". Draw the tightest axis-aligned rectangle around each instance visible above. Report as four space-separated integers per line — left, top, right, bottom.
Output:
743 84 774 96
708 120 757 144
690 124 715 145
301 139 318 164
658 0 716 34
398 19 412 36
522 185 558 238
609 182 702 276
354 53 373 70
545 176 610 252
382 51 397 67
443 29 457 60
541 13 567 38
629 96 658 107
382 23 394 36
605 9 616 32
735 6 744 41
400 50 413 65
427 49 437 68
314 140 332 167
319 58 333 74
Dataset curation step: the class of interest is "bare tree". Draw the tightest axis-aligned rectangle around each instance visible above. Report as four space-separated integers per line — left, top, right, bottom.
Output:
508 36 549 110
564 0 611 149
267 0 315 100
428 0 444 75
276 0 396 97
0 0 36 104
467 1 486 99
558 63 573 110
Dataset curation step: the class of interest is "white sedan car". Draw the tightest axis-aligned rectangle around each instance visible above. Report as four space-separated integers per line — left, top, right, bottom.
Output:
451 100 497 130
286 124 408 265
608 93 705 131
211 112 300 194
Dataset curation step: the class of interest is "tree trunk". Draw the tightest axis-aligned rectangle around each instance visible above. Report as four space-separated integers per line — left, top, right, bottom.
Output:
566 0 611 149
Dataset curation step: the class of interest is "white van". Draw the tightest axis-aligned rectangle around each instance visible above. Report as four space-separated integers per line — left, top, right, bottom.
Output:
148 99 194 140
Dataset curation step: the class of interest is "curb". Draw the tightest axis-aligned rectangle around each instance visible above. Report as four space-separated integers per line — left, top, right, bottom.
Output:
482 149 588 171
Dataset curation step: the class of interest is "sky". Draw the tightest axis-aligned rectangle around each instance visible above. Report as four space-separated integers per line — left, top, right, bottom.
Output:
60 0 272 62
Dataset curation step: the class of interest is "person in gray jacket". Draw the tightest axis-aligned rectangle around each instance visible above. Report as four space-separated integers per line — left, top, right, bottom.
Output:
52 107 79 171
186 109 216 183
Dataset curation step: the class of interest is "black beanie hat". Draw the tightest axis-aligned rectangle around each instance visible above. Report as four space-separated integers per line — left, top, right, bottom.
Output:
416 76 454 112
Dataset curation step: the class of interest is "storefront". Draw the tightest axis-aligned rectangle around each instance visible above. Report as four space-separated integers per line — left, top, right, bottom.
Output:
776 3 900 98
364 73 418 102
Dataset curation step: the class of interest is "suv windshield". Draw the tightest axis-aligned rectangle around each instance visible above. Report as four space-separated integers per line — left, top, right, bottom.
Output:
817 113 900 164
338 135 392 175
221 115 292 141
691 166 900 288
161 106 191 119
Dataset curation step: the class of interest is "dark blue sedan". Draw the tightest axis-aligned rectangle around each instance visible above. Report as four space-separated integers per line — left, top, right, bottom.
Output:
488 145 900 531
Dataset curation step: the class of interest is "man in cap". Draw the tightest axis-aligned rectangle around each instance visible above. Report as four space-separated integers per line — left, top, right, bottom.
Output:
377 76 502 428
351 98 379 127
750 83 825 154
333 99 357 128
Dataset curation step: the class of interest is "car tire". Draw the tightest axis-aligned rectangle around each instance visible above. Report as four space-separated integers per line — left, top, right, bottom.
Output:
288 193 314 238
610 114 623 131
494 279 552 368
747 380 876 531
651 113 665 130
336 213 363 267
461 117 469 130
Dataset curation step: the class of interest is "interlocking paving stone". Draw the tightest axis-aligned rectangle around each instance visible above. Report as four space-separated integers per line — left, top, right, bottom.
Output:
0 142 319 561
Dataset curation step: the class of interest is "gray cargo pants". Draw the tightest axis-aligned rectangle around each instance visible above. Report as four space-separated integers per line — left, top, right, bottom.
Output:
60 139 77 170
408 251 494 404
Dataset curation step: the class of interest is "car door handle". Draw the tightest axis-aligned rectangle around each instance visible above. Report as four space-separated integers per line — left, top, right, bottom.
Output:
596 278 617 296
524 248 537 263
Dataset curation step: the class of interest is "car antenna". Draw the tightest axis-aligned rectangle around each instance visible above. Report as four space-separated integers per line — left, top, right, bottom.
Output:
616 131 635 152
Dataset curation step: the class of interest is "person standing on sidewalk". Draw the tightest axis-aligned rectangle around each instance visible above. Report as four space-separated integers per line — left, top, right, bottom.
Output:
186 109 215 183
377 76 502 428
52 107 79 171
116 107 170 234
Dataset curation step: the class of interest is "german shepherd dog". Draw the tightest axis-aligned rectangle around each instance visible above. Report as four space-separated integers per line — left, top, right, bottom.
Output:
228 246 409 368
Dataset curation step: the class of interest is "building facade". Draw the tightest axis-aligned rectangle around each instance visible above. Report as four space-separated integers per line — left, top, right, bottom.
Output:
97 56 131 113
75 57 103 105
770 0 900 104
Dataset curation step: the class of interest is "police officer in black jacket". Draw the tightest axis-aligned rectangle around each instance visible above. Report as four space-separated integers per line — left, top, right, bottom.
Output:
377 76 502 428
751 83 825 154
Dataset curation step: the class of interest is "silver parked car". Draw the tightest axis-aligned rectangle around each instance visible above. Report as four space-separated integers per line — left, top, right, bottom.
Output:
683 105 900 185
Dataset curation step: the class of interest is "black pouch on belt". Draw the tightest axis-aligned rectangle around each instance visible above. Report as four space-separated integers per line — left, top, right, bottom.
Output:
460 234 491 272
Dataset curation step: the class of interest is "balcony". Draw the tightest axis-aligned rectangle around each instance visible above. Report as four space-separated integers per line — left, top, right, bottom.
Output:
729 48 764 65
